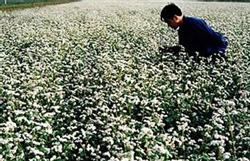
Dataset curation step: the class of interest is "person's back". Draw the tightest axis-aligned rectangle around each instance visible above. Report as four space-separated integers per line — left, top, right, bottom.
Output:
161 3 228 58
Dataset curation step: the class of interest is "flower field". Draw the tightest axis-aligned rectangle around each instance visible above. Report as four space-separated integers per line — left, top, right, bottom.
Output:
0 0 250 160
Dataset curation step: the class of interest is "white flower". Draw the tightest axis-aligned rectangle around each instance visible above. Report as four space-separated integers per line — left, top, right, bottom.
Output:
141 127 153 136
51 106 61 111
50 155 57 161
81 129 86 138
30 147 44 156
54 144 63 153
14 110 25 115
218 146 225 154
151 97 160 106
223 152 231 159
58 137 68 142
1 118 17 132
121 158 129 161
177 122 188 131
46 125 53 134
153 144 168 154
86 144 94 153
210 140 221 146
44 112 56 117
103 151 111 157
0 138 8 144
103 137 114 145
226 100 235 107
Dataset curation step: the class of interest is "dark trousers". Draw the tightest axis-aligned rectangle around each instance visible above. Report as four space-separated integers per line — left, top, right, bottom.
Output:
202 37 229 57
187 37 228 63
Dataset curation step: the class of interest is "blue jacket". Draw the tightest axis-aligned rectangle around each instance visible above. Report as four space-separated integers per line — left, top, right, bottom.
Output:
178 16 228 57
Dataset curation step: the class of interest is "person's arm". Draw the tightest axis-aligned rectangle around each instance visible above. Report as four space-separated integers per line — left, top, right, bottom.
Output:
178 28 196 54
159 45 183 54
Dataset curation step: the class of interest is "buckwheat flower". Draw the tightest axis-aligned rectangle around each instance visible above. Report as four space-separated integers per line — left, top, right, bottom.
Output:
51 106 61 111
86 144 95 153
81 129 86 138
59 137 67 142
130 151 135 161
141 127 153 136
238 157 249 161
14 110 26 115
30 147 44 156
133 96 140 105
124 74 132 83
109 156 120 161
54 144 63 153
46 125 53 134
151 97 160 106
177 122 188 131
214 133 220 139
121 158 129 161
3 118 17 132
229 125 234 132
87 123 96 131
0 138 8 144
103 136 114 145
118 125 130 132
231 110 239 115
223 152 231 159
32 141 41 146
103 151 111 157
153 144 167 154
33 86 43 95
217 108 225 115
180 117 191 123
0 154 3 160
218 146 225 154
125 141 134 150
210 140 221 146
169 74 178 81
226 100 235 107
50 155 57 161
213 121 224 129
167 127 174 133
44 112 56 117
204 124 213 131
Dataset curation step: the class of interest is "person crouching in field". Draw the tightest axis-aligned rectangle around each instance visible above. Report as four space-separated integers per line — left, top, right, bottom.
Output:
160 3 228 61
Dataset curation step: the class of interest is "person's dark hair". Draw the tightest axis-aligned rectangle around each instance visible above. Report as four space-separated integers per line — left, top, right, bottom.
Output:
161 3 182 22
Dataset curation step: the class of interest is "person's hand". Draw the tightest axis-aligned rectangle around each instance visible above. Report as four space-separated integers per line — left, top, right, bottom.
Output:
159 46 182 54
167 46 182 53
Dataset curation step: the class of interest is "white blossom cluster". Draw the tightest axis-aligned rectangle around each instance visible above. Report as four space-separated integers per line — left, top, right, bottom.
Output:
0 0 249 160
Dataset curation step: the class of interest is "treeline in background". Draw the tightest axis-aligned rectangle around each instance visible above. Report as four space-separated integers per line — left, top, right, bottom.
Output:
196 0 250 2
0 0 78 5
